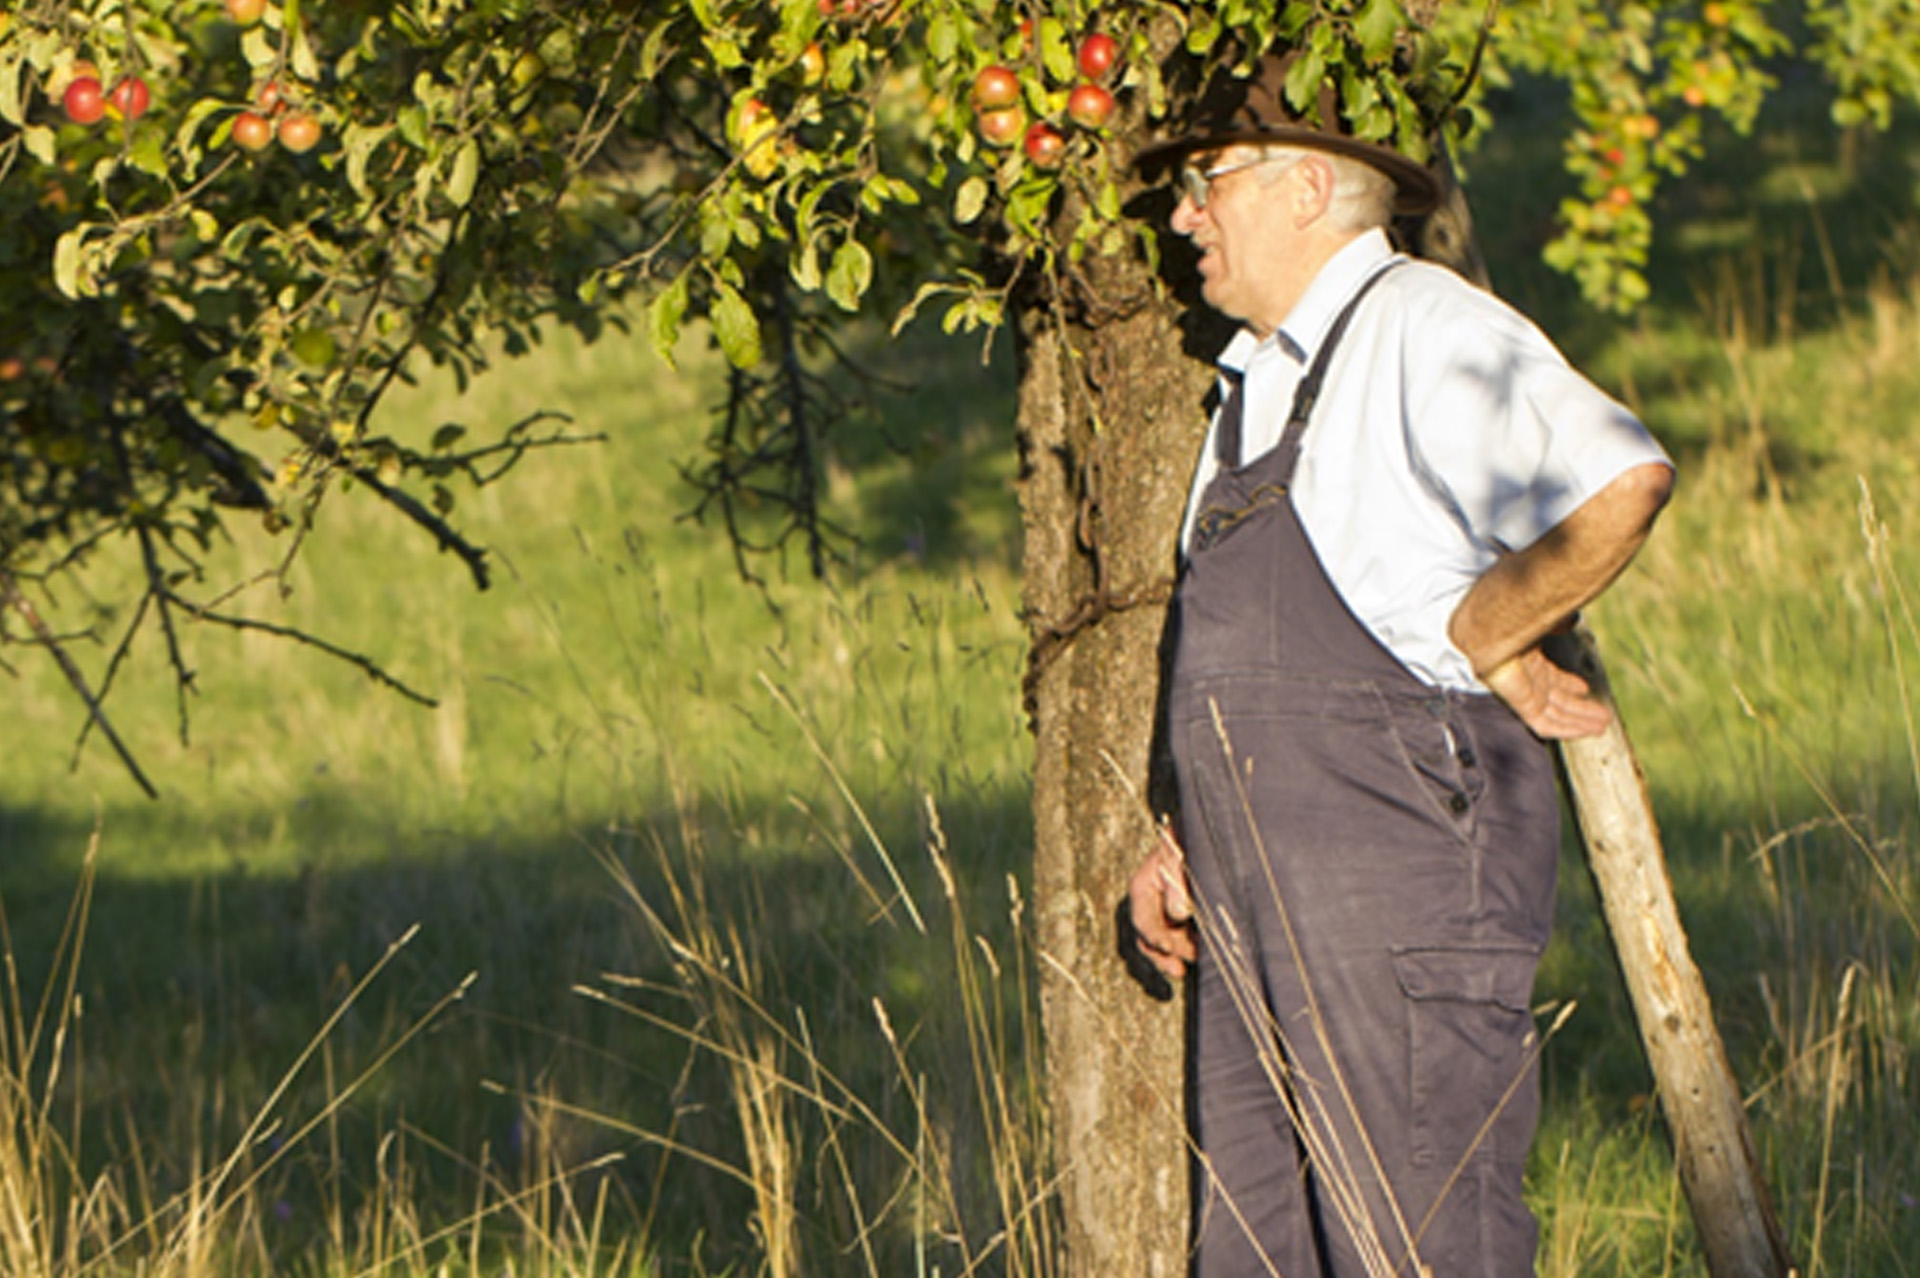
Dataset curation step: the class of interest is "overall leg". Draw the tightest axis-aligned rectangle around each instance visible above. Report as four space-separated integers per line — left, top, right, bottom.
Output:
1183 694 1558 1278
1182 710 1324 1278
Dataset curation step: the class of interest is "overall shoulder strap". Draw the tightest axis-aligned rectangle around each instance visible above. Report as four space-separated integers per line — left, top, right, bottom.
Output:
1271 260 1401 482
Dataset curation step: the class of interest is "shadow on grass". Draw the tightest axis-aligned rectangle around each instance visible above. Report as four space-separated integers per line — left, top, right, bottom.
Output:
0 775 1038 1276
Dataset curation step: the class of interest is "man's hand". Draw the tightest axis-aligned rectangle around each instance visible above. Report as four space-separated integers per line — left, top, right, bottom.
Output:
1480 646 1612 740
1448 461 1673 729
1126 827 1197 981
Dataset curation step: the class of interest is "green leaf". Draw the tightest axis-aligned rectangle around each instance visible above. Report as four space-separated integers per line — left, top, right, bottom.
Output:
1039 19 1075 85
704 30 745 70
710 280 763 369
538 25 578 74
954 175 988 225
892 280 951 336
927 12 960 65
774 0 822 61
291 22 321 81
53 228 88 300
176 96 229 159
1186 14 1222 55
1831 97 1868 128
1284 41 1327 115
432 423 468 451
397 104 430 151
1353 0 1402 65
0 53 25 127
640 21 674 80
240 26 276 71
343 123 393 198
446 138 480 207
649 272 690 367
21 124 55 166
791 241 822 291
826 239 872 312
700 204 733 259
129 128 168 179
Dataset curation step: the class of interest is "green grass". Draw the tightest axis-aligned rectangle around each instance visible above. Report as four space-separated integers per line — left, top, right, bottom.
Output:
3 88 1920 1274
0 312 1039 1274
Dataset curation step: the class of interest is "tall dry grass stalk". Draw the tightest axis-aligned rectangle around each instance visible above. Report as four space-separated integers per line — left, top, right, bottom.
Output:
0 831 646 1278
585 738 1060 1278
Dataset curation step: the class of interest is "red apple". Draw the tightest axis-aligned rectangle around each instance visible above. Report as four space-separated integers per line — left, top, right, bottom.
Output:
1024 121 1065 168
1077 33 1119 82
976 105 1025 148
232 110 273 151
277 110 321 153
798 41 826 86
63 77 105 125
224 0 267 25
1067 83 1115 129
971 65 1020 110
256 80 286 114
108 76 150 122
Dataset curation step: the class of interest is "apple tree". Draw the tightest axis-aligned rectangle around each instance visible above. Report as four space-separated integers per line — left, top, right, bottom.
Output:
3 0 1917 1270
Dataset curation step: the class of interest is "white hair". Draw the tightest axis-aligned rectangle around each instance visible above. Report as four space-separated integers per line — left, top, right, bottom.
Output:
1253 144 1396 230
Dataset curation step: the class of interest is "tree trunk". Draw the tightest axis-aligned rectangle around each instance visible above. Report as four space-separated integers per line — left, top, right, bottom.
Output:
1017 236 1217 1275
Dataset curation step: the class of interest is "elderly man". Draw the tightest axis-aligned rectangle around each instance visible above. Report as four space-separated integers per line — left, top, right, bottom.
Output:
1124 55 1674 1277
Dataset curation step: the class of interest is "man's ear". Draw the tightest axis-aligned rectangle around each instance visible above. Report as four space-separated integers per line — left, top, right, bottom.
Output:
1292 154 1337 225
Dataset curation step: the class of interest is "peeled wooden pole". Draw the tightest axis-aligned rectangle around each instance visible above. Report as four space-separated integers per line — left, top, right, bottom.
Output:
1549 627 1797 1278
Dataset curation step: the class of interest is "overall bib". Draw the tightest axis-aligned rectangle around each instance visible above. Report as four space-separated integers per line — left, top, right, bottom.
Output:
1169 268 1560 1277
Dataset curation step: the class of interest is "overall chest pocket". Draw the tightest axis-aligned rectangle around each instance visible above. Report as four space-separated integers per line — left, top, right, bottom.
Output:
1191 481 1289 552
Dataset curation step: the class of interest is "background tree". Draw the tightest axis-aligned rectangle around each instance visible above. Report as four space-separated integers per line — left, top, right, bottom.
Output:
3 0 1918 1270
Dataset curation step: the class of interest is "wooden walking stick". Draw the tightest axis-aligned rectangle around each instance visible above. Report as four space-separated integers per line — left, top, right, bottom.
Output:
1550 626 1797 1278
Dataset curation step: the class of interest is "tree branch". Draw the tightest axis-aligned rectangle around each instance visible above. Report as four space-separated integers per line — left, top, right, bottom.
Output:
0 569 159 799
161 589 439 708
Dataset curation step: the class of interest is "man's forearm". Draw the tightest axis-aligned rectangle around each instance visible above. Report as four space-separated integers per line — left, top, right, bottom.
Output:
1448 461 1674 677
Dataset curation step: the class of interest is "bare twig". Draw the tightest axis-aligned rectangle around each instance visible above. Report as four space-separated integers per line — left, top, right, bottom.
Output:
0 569 158 799
161 589 438 707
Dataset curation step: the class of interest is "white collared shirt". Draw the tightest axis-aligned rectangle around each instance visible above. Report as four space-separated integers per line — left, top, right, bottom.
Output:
1181 229 1670 690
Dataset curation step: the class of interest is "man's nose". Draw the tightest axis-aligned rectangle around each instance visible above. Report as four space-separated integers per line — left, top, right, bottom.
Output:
1171 194 1203 234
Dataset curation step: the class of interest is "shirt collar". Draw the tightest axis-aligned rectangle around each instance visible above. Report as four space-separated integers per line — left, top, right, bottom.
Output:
1218 228 1397 378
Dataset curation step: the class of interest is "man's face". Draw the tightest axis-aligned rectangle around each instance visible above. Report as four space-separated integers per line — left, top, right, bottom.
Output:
1170 146 1301 335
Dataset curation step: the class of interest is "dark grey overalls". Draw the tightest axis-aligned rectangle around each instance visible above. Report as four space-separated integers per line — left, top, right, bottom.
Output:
1169 267 1561 1277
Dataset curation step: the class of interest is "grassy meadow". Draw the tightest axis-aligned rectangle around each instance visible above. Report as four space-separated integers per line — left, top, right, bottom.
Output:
4 80 1920 1276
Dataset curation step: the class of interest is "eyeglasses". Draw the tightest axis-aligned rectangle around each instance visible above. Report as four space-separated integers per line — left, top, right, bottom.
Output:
1178 153 1301 210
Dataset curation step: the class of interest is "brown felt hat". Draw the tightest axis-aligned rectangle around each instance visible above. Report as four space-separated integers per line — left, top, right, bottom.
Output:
1135 51 1440 217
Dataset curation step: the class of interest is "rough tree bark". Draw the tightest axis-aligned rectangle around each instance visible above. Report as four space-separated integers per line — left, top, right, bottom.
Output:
1018 218 1217 1274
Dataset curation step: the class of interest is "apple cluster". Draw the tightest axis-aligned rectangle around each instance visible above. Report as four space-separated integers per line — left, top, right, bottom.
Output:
222 0 323 155
59 61 149 128
52 0 322 155
971 31 1119 170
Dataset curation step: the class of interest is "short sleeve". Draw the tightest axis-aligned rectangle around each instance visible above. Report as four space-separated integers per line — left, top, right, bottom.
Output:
1401 290 1668 552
